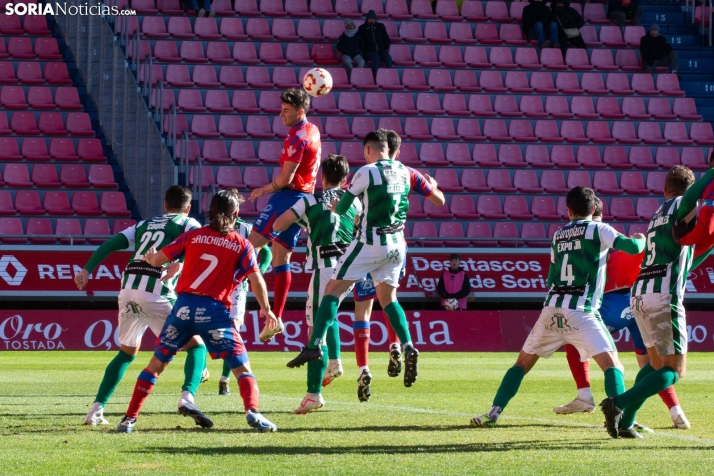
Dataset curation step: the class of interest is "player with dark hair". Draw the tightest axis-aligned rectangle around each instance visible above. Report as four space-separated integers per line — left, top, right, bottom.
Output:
273 154 362 412
555 197 690 430
601 166 713 438
116 189 277 433
471 187 645 432
248 88 321 343
76 185 209 427
287 130 427 391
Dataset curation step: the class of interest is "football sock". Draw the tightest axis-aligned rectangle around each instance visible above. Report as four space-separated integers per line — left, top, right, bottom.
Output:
384 302 411 345
221 360 231 380
619 366 680 429
492 366 525 410
273 264 291 318
126 369 157 419
180 390 194 405
257 245 272 274
306 345 329 394
354 321 370 368
658 386 679 410
618 363 657 428
565 344 590 390
577 387 593 402
308 295 339 349
603 367 625 398
384 316 399 345
326 320 341 360
237 373 259 412
94 349 135 406
182 344 207 395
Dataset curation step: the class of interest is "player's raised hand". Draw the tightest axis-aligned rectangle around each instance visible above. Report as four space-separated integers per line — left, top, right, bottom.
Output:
328 197 340 213
424 173 438 189
161 262 183 282
144 246 158 262
249 187 266 202
74 269 90 290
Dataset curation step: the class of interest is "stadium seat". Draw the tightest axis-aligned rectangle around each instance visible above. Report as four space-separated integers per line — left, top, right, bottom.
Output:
555 72 583 94
402 69 429 91
467 222 496 247
428 69 456 92
498 144 526 167
514 47 540 69
32 163 60 187
514 169 543 193
576 146 605 169
494 95 521 117
681 148 708 170
99 192 130 217
582 73 609 94
445 143 472 164
610 197 638 220
656 74 685 96
638 122 666 145
541 48 567 70
620 97 649 119
690 123 714 145
1 86 28 109
424 197 451 219
411 221 440 247
550 145 577 168
439 46 466 68
530 196 559 221
424 22 450 44
646 171 667 194
592 170 622 194
629 146 657 169
325 117 353 140
521 223 549 247
505 71 533 93
431 118 459 141
390 44 415 66
587 121 615 144
463 46 489 68
230 141 258 164
4 163 32 187
535 120 563 142
462 168 490 192
26 218 55 244
673 98 702 120
494 222 519 247
470 143 498 167
521 96 548 118
543 96 572 119
386 0 411 19
77 139 106 162
541 170 568 193
0 218 25 243
624 26 646 46
485 1 510 21
456 118 486 141
600 145 628 169
591 49 617 70
490 47 515 69
439 222 466 248
631 74 658 95
82 218 110 244
655 147 681 169
600 26 626 47
596 97 625 119
504 196 533 220
407 195 426 219
473 23 499 44
524 145 552 167
477 195 507 219
44 62 72 85
636 197 660 221
14 190 43 216
11 111 40 135
501 24 527 45
442 93 469 116
483 119 510 142
567 170 593 189
351 68 378 90
468 95 496 117
259 42 287 64
613 121 640 144
509 120 536 142
0 190 14 214
664 122 694 146
433 168 462 192
486 169 516 193
0 137 21 161
479 71 506 93
453 70 481 92
400 22 425 42
88 164 118 188
571 97 598 119
565 49 592 70
405 117 433 140
8 37 36 59
461 1 487 21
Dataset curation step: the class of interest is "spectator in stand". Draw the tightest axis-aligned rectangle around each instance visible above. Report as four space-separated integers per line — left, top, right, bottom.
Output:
337 20 365 79
436 254 472 311
640 23 680 74
522 0 558 48
608 0 642 30
552 0 586 54
358 10 393 79
189 0 213 17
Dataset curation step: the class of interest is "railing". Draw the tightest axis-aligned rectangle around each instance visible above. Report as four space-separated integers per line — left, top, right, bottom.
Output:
0 235 119 245
54 2 176 220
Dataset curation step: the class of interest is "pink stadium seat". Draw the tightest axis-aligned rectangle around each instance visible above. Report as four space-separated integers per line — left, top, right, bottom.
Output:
166 65 193 87
24 16 51 36
424 198 451 219
509 120 536 142
464 46 490 68
26 218 55 244
297 19 323 41
8 38 36 60
414 45 440 67
624 26 646 46
419 142 447 165
485 1 510 21
0 62 17 84
490 47 516 69
541 48 567 70
257 141 282 164
60 164 89 188
386 0 411 19
83 218 110 244
434 168 463 192
646 171 667 194
681 148 708 170
610 197 638 221
32 163 60 187
571 97 598 119
483 119 510 142
439 46 466 68
494 95 521 117
15 190 43 215
631 74 658 95
480 71 507 93
555 72 583 94
400 22 425 42
467 222 496 247
405 117 432 140
88 164 118 188
71 191 100 216
638 122 666 145
142 17 168 38
576 146 605 169
462 1 487 21
445 143 472 164
620 171 648 195
461 168 490 192
411 222 440 247
494 222 519 247
351 68 378 90
520 96 547 118
501 24 527 45
0 218 25 243
655 147 681 169
565 49 592 70
407 195 426 219
592 50 618 72
245 19 272 41
636 198 660 221
599 146 628 170
442 93 469 116
498 144 526 167
402 69 429 91
522 223 549 247
514 47 540 69
486 169 516 193
424 22 450 44
439 223 466 248
0 138 21 161
656 74 685 96
411 0 437 18
11 111 40 135
453 70 481 92
258 43 287 65
690 123 714 145
260 0 285 15
620 97 649 119
583 3 608 23
550 145 577 168
54 87 82 111
456 118 486 141
471 143 499 167
504 196 533 220
567 170 593 189
614 49 640 71
595 97 625 119
600 26 626 47
431 118 459 141
1 85 28 109
514 169 543 193
534 120 562 142
43 62 71 85
376 69 402 90
474 23 499 44
77 139 105 162
541 170 568 193
477 195 507 219
544 96 572 118
505 71 533 93
4 163 33 187
628 146 656 170
594 170 623 194
390 44 415 66
612 121 640 144
673 98 702 120
335 0 360 18
468 95 496 117
587 121 615 144
582 73 609 94
664 122 694 146
167 17 195 39
285 0 311 17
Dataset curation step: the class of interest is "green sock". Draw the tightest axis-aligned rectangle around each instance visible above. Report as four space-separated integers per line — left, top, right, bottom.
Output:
384 302 411 345
94 350 135 405
182 344 207 394
307 345 329 393
221 360 231 379
604 367 625 397
619 363 657 428
615 366 679 411
326 320 341 360
493 366 525 410
257 245 272 274
308 295 339 349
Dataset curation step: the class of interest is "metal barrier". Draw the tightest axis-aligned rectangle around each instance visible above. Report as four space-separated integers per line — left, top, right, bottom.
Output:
54 3 176 220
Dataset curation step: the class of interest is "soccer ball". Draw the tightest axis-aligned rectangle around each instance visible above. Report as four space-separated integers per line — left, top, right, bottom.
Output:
302 68 333 97
444 298 459 311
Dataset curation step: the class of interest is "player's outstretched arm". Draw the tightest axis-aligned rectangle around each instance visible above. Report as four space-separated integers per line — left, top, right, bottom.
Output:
144 247 171 267
74 233 130 290
249 161 299 201
423 174 446 206
330 192 357 215
247 272 277 323
612 233 646 255
678 168 714 220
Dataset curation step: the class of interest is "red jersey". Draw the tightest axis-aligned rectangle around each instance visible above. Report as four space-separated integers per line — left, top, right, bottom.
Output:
161 226 259 308
604 250 645 293
279 119 321 193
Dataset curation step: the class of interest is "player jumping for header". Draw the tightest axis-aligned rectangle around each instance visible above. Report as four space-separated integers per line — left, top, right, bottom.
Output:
248 88 322 342
471 187 646 438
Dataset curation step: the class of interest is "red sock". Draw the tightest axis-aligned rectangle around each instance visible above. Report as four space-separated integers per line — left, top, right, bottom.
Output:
384 314 399 346
354 322 370 368
273 265 291 318
658 385 679 409
238 373 259 412
126 369 157 419
565 344 590 390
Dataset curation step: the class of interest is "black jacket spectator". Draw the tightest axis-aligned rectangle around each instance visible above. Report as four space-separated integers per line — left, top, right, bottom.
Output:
608 0 643 29
358 10 390 54
552 1 586 51
522 0 554 36
640 33 673 64
608 0 640 15
337 27 364 58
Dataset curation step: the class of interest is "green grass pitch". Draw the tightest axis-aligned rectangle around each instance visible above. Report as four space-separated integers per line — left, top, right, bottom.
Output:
2 351 714 475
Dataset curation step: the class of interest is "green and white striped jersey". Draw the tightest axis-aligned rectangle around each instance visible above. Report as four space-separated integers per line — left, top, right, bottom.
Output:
235 218 253 294
632 197 693 300
290 188 362 269
347 160 410 246
120 214 201 299
544 220 620 312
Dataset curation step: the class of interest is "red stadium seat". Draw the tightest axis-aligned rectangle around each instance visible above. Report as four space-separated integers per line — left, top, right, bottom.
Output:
32 163 60 187
402 69 430 91
631 73 658 95
407 195 426 219
600 26 626 47
494 222 519 247
610 197 638 220
490 47 515 69
587 121 615 144
83 218 110 244
629 146 657 169
521 223 549 247
467 222 496 247
0 191 14 215
55 218 84 243
0 137 21 161
655 147 681 169
445 143 472 164
405 117 433 140
613 121 641 144
494 95 521 117
567 170 593 189
596 97 625 119
664 122 694 146
27 218 56 244
483 119 510 142
77 139 106 162
565 49 592 70
424 198 452 219
473 23 499 44
14 190 43 215
541 170 568 193
582 73 609 94
532 196 560 220
464 46 490 68
486 169 516 193
636 198 660 221
4 163 32 187
541 48 567 70
504 196 533 220
646 171 667 194
453 70 481 92
498 144 526 167
477 195 507 219
448 195 478 220
656 74 685 96
462 168 490 192
515 47 540 69
509 119 536 142
531 72 557 93
525 145 553 169
501 24 527 45
89 164 118 188
690 123 714 145
624 26 646 46
571 96 598 119
456 118 486 141
543 96 572 119
439 223 466 248
533 120 561 143
485 0 510 21
335 0 360 18
638 122 666 145
576 146 605 169
550 145 577 168
556 72 583 94
505 71 532 93
424 22 450 44
25 86 55 111
44 62 72 85
167 17 195 39
673 98 702 121
431 118 459 141
400 21 425 42
593 170 623 194
433 168 462 192
60 164 89 188
386 0 411 19
600 146 628 169
681 148 708 170
480 71 507 92
245 19 272 41
520 96 547 118
0 218 25 243
439 46 466 67
11 111 40 135
462 1 487 21
514 169 543 193
591 49 617 70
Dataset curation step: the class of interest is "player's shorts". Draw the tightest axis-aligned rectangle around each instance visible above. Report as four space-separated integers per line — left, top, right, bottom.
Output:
117 288 173 347
523 306 617 361
352 273 377 302
154 293 249 369
230 287 247 329
599 290 646 355
630 293 688 356
334 240 406 288
252 190 306 251
306 267 353 326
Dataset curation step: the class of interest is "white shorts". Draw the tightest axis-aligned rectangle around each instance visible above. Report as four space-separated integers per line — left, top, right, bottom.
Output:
230 287 247 329
306 267 353 326
631 293 687 356
117 288 173 347
522 306 617 360
332 240 406 288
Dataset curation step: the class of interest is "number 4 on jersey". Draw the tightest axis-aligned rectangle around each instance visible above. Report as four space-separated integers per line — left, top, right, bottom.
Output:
561 254 575 285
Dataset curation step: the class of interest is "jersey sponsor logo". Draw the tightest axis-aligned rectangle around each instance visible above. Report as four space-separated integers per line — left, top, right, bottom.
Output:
386 183 405 194
620 307 634 321
317 243 349 259
557 240 582 252
651 214 670 229
638 264 668 280
631 295 644 312
176 306 191 320
124 261 163 279
544 312 580 334
195 307 211 323
0 314 66 350
551 285 586 296
164 325 179 340
124 301 145 316
554 225 587 243
376 222 405 236
0 255 27 286
286 145 298 157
